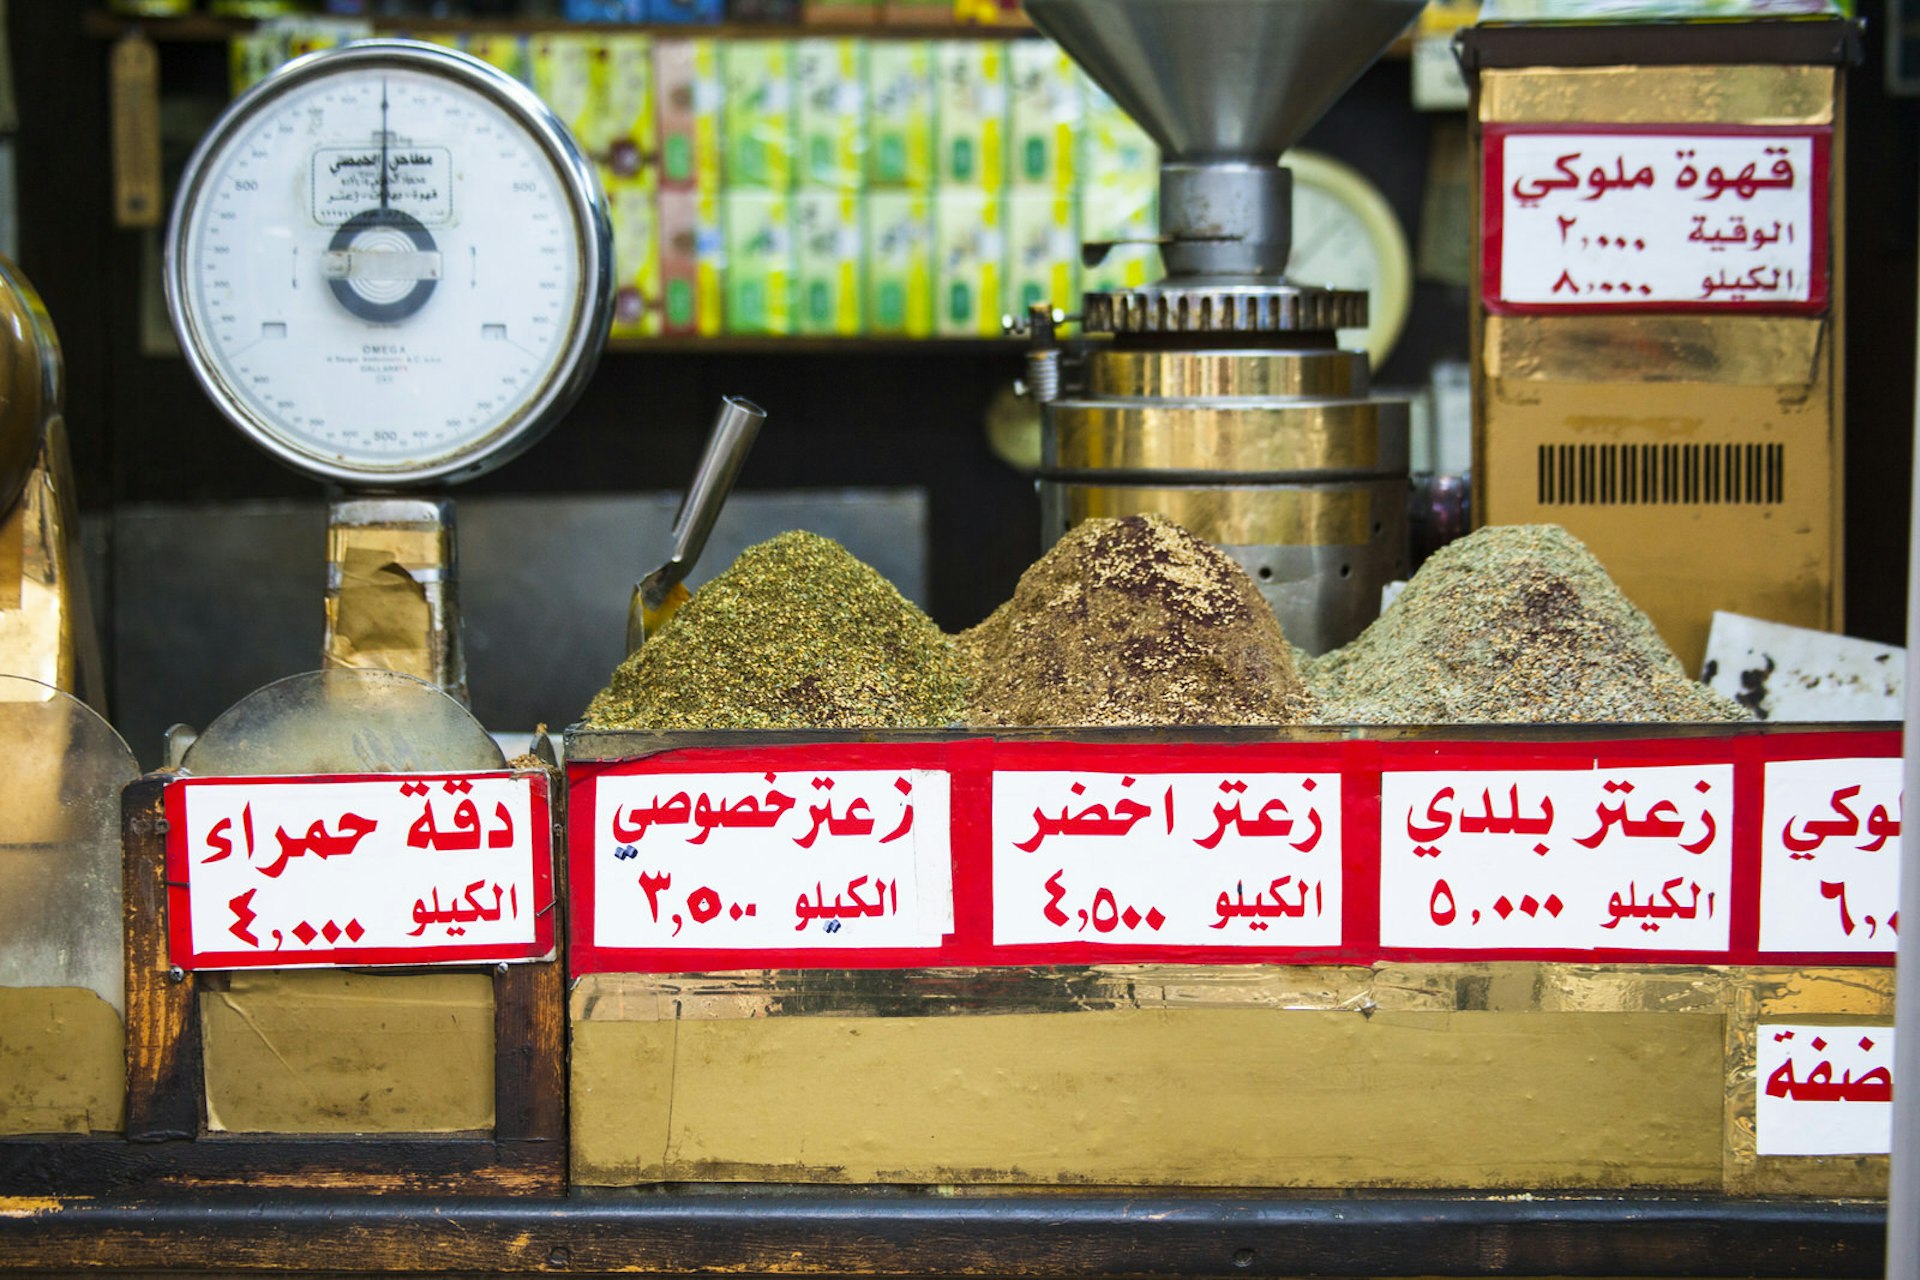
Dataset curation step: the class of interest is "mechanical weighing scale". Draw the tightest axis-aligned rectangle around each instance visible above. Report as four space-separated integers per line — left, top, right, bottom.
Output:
163 37 614 766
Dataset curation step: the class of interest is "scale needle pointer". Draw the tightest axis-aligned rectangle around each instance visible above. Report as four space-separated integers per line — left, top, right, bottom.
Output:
379 77 390 211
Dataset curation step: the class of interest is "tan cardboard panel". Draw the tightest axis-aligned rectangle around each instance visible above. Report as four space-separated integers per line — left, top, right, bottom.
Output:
1484 315 1827 388
573 1008 1725 1188
1478 377 1838 670
1480 66 1834 125
200 971 493 1134
0 986 124 1135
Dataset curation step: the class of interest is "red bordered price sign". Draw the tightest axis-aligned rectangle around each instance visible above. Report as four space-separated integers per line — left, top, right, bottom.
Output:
1483 124 1831 314
165 771 557 970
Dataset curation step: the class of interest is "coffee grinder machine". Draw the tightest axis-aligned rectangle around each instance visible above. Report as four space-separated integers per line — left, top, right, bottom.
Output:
1020 0 1423 654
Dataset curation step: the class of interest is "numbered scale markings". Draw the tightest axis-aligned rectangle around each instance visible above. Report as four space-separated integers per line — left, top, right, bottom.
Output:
167 40 612 485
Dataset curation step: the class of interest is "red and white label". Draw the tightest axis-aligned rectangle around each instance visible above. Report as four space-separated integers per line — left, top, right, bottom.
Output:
1759 758 1901 955
1380 764 1733 955
165 772 554 970
1484 125 1829 313
586 767 954 953
1757 1024 1895 1156
992 770 1341 948
566 731 1900 974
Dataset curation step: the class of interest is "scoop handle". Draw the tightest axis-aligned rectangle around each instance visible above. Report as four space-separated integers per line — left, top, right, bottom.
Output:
664 395 767 592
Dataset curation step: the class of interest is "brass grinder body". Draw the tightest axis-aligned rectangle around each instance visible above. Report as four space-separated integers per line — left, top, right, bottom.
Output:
1018 0 1423 656
1038 338 1410 656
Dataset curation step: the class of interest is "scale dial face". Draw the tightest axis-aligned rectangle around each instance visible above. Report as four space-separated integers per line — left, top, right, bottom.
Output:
1284 149 1413 369
167 40 612 486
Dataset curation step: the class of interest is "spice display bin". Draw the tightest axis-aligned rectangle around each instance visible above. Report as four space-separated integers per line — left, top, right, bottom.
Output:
0 765 567 1198
563 723 1897 1198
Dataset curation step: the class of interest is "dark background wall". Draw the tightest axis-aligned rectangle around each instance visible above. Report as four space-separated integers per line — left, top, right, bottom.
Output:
6 4 1915 747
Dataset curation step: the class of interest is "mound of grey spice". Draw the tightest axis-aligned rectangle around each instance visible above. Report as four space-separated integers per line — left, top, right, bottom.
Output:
584 531 969 729
962 514 1315 726
1307 523 1748 724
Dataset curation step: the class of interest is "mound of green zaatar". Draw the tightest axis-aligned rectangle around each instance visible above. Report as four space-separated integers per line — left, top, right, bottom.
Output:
1307 523 1749 724
585 531 969 730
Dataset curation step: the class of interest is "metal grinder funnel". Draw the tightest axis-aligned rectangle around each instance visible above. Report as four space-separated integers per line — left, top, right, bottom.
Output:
1025 0 1421 284
1020 0 1423 656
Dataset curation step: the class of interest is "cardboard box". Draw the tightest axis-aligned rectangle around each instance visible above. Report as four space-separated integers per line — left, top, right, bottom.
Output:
601 35 655 180
721 41 796 190
1007 41 1078 191
1006 190 1076 316
866 41 936 189
660 186 724 335
934 42 1007 188
1471 63 1845 671
1080 176 1158 294
934 188 1005 336
651 0 725 20
464 33 530 85
654 39 722 189
794 191 863 335
607 174 663 337
864 190 934 335
1080 70 1157 188
794 39 866 191
531 33 599 160
882 0 953 24
804 0 878 19
723 189 794 334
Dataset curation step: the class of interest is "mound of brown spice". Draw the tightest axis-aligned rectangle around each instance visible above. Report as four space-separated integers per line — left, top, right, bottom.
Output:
584 531 969 730
962 514 1314 727
1308 523 1748 724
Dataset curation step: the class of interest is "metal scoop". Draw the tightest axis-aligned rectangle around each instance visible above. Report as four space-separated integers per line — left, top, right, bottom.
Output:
626 395 767 653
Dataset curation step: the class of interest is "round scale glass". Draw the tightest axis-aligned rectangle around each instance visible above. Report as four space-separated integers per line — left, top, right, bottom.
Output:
1283 148 1413 369
167 40 612 486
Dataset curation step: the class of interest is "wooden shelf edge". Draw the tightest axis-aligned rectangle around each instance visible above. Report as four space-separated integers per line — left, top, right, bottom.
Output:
605 334 1020 353
0 1190 1886 1275
84 10 1037 42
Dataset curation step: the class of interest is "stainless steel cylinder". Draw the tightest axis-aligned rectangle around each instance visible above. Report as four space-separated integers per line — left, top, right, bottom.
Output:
1037 347 1410 655
1158 162 1293 279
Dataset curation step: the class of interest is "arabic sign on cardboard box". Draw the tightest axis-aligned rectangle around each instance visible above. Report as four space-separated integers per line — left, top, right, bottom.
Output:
165 772 556 970
567 731 1899 973
1483 125 1830 313
1756 1023 1895 1156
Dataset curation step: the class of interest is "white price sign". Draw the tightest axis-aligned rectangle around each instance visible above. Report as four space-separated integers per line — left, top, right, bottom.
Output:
1757 1024 1895 1156
1380 764 1733 954
992 770 1342 949
1486 127 1827 311
588 768 954 952
166 772 554 969
1759 757 1901 955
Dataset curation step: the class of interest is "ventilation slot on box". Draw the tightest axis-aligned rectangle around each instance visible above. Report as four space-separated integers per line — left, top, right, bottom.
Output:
1536 442 1784 506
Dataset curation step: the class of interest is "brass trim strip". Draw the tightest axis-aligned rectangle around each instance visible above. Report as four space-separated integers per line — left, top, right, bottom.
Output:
1089 349 1364 399
1052 403 1382 472
1483 314 1828 387
1480 66 1835 126
1057 483 1376 545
